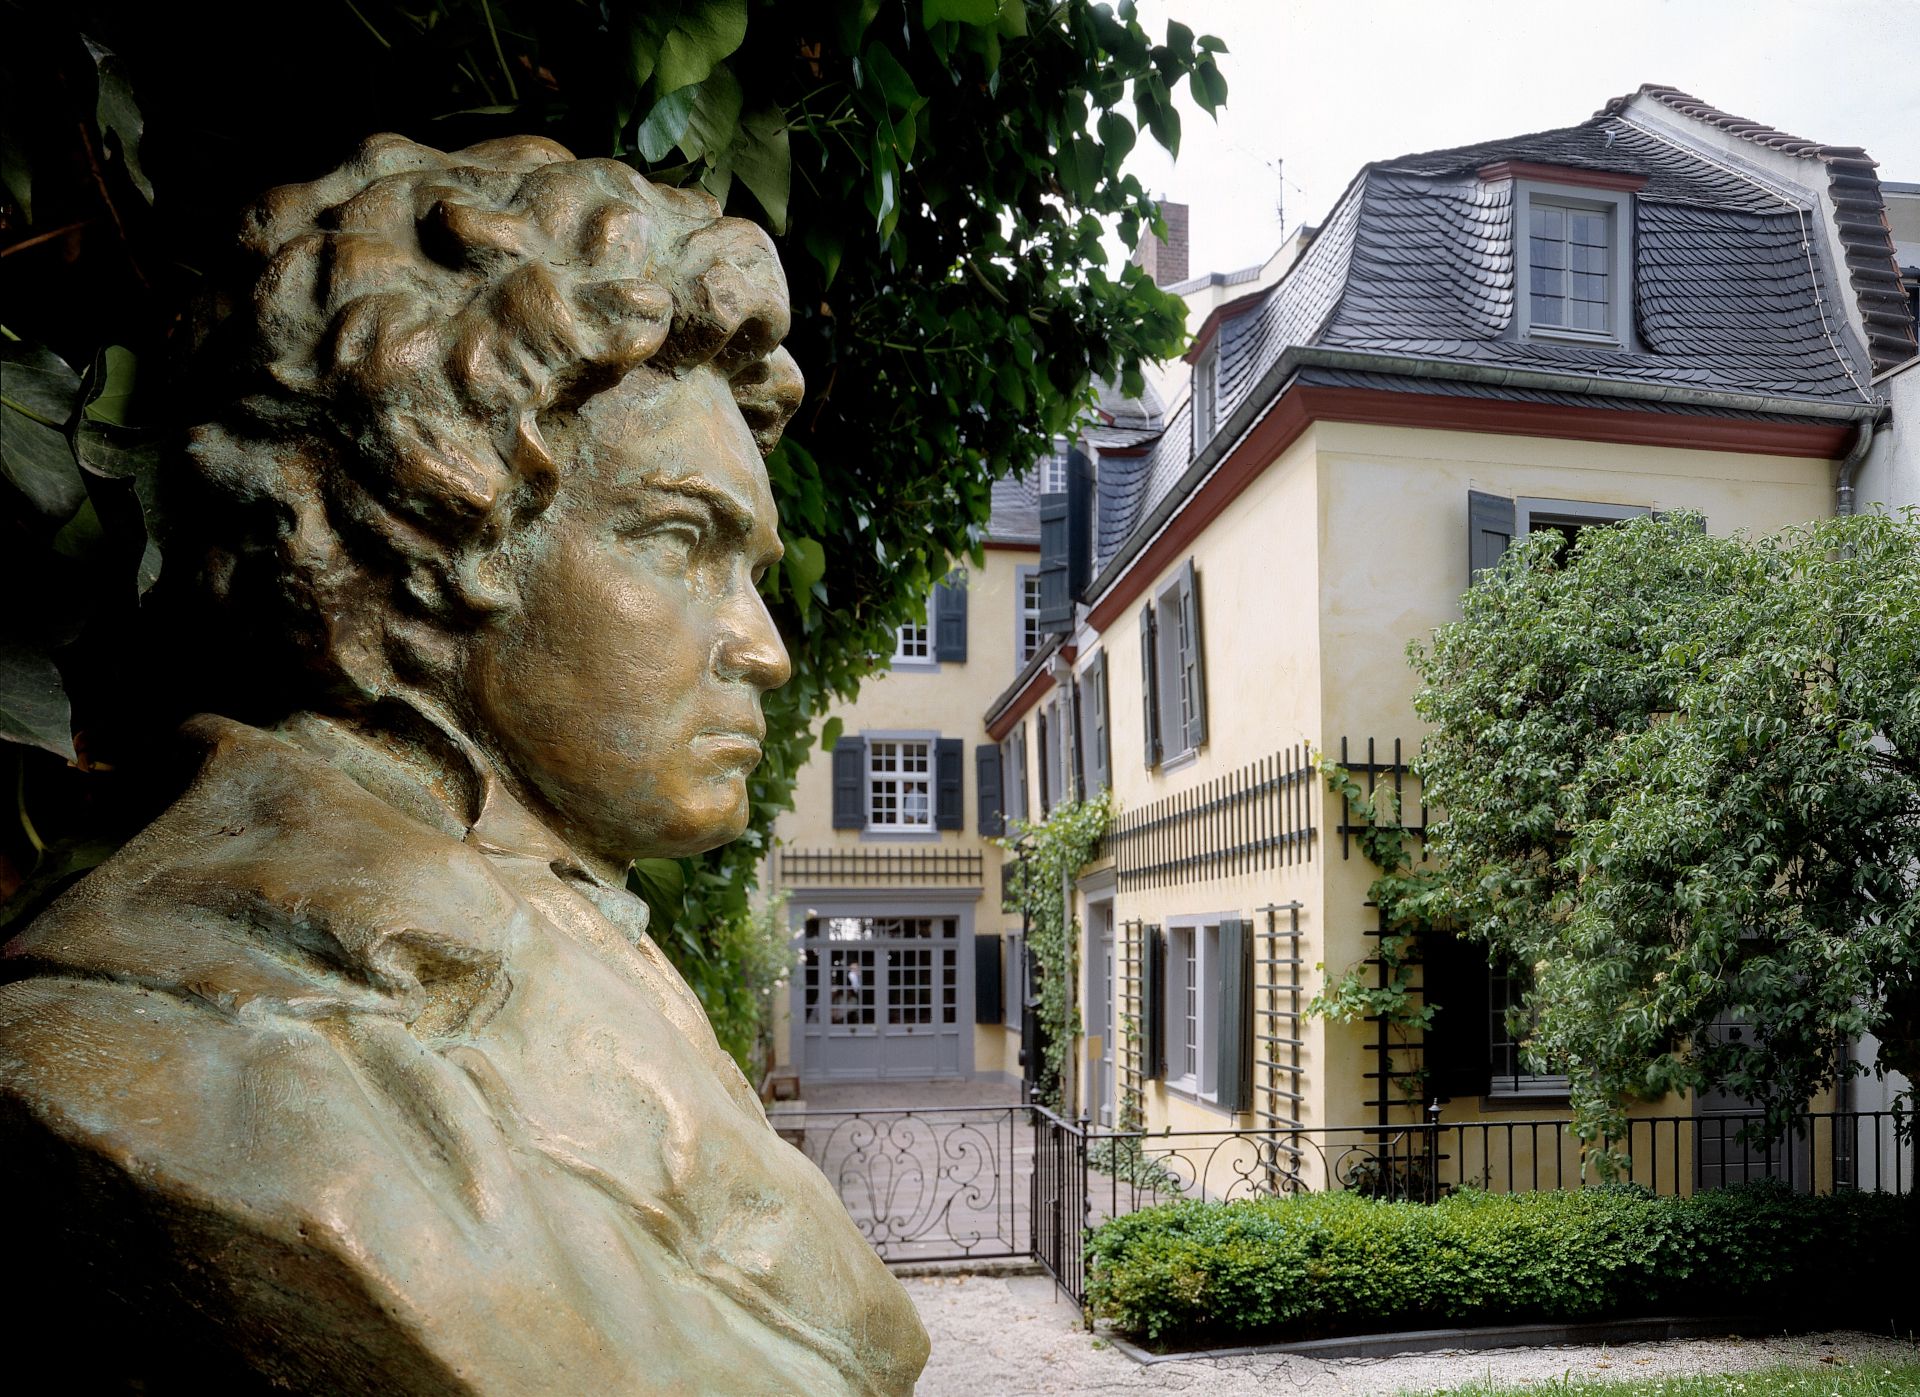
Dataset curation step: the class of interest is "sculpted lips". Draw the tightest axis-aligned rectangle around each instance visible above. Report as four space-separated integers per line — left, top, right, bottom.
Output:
693 728 764 767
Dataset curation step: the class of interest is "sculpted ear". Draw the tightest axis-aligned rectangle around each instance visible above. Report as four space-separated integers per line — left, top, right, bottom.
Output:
732 349 805 456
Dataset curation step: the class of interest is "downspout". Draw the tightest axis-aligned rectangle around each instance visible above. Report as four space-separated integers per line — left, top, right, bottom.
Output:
1834 413 1891 516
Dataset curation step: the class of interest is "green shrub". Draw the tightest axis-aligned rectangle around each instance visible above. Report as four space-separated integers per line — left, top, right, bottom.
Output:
1085 1182 1915 1348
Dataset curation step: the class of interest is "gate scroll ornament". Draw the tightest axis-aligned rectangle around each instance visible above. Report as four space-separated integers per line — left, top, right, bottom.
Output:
0 136 926 1395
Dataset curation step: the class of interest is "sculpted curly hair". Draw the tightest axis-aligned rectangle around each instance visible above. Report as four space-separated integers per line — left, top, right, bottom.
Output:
185 132 803 710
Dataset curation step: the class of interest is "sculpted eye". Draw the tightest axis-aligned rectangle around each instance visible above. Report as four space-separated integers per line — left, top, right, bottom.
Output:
627 519 702 568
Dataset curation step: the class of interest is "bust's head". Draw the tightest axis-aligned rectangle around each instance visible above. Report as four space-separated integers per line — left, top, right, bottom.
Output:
187 134 801 871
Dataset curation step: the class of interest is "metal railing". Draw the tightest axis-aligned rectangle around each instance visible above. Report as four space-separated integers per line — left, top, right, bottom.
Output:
778 847 985 887
1107 744 1317 889
777 1099 1910 1318
766 1104 1030 1265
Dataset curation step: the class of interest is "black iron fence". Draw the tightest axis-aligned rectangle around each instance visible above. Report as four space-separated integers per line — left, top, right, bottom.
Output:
1107 744 1316 890
777 1100 1910 1317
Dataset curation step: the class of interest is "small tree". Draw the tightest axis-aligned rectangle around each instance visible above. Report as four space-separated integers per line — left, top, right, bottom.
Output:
1410 510 1920 1149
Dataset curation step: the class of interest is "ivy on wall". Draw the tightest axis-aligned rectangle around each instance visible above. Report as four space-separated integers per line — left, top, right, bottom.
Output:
0 2 1225 1064
999 789 1111 1112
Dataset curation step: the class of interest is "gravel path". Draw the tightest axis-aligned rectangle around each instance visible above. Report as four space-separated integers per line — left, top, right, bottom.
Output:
907 1273 1919 1395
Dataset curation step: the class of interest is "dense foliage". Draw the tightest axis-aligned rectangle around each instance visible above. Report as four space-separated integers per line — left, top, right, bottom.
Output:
1087 1181 1916 1348
0 1 1219 1048
1000 789 1112 1110
1408 511 1920 1151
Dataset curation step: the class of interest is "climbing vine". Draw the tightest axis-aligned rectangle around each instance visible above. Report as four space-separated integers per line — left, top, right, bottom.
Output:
999 789 1112 1113
1307 758 1445 1108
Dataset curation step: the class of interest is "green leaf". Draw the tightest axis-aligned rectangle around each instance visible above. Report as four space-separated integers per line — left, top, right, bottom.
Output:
81 36 153 203
862 42 924 113
0 401 85 521
635 85 698 163
0 640 76 760
680 65 744 165
82 345 138 426
0 129 30 223
1096 112 1136 171
782 534 827 593
1192 57 1228 116
0 340 81 424
820 716 844 755
654 0 749 95
734 104 791 232
922 0 999 24
51 495 105 561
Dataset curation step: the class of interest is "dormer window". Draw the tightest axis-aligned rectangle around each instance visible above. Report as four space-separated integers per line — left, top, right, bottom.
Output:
1191 345 1219 453
1484 164 1642 350
1514 181 1635 348
1529 200 1614 335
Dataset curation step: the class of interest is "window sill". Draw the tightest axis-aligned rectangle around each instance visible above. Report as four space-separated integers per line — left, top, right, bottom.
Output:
1163 1079 1233 1117
1157 747 1200 776
1478 1091 1572 1111
884 658 942 673
858 829 944 844
1522 326 1623 349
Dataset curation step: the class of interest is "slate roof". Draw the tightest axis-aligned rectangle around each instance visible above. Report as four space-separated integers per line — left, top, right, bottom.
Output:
1601 85 1917 373
1089 93 1892 586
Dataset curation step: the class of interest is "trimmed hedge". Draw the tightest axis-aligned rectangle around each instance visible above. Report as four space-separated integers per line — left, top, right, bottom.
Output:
1085 1181 1915 1348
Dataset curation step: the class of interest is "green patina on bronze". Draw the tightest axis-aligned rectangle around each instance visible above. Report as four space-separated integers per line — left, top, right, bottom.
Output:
0 135 927 1395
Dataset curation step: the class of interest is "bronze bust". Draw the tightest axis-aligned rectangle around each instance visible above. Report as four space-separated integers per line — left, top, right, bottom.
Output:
0 135 928 1395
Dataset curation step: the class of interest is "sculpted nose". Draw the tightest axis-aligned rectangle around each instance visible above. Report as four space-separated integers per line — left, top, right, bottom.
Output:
715 587 791 691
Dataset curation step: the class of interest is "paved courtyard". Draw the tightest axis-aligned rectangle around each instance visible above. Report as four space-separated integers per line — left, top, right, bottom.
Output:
908 1272 1918 1395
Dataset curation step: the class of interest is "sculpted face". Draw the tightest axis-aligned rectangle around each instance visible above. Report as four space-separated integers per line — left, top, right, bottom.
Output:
467 363 790 871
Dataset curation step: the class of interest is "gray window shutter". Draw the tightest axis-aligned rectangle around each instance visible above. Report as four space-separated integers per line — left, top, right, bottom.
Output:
1178 558 1207 752
935 737 965 830
1014 724 1030 820
1468 490 1515 584
1036 711 1051 813
1038 492 1071 632
1422 930 1493 1100
1141 923 1166 1081
974 934 1003 1024
1139 603 1160 767
831 736 866 829
1090 652 1111 792
1067 447 1094 600
1215 919 1253 1113
975 743 1004 836
934 575 968 661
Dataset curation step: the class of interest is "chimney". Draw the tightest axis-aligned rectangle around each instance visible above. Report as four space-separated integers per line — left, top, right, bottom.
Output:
1132 200 1189 287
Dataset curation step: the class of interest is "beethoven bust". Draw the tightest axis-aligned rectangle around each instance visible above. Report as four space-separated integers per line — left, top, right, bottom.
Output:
0 135 928 1395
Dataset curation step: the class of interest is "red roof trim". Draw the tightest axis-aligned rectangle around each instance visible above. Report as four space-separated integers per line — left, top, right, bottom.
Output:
1085 387 1850 633
1477 160 1648 193
1182 288 1267 365
985 664 1055 742
982 539 1041 553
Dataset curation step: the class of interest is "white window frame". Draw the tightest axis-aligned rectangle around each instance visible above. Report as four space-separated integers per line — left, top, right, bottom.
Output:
1016 565 1044 666
1515 179 1635 349
1039 436 1071 495
892 597 933 665
867 738 933 830
1163 915 1228 1102
1003 931 1024 1028
1152 574 1199 768
1516 496 1650 549
1191 345 1219 455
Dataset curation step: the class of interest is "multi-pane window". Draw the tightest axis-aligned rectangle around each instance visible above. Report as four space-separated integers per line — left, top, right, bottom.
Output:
1528 200 1612 335
1191 347 1219 453
1040 440 1070 494
1489 963 1570 1096
867 740 932 829
893 604 931 662
1020 571 1045 664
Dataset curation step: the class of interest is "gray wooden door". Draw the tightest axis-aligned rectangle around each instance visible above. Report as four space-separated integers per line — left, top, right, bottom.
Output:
801 915 964 1079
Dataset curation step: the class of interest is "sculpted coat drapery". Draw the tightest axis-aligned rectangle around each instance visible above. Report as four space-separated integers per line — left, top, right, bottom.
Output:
0 135 929 1395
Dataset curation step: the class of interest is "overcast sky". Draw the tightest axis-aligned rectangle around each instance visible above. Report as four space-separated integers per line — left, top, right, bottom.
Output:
1119 0 1920 277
